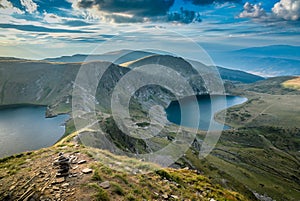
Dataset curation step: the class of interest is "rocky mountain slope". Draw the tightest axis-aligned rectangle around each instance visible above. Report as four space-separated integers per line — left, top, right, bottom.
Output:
0 53 299 200
0 133 249 201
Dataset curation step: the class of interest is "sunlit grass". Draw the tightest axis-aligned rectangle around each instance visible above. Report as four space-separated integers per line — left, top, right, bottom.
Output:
282 77 300 90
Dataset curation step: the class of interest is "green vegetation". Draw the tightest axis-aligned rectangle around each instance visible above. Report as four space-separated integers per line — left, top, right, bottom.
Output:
89 183 110 201
1 56 300 201
92 169 103 182
113 173 129 184
181 126 300 201
136 122 150 127
216 91 300 128
0 152 33 176
0 142 248 201
155 169 182 184
111 182 125 195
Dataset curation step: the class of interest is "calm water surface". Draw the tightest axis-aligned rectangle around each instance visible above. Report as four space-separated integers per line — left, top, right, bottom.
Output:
0 106 68 158
166 95 247 131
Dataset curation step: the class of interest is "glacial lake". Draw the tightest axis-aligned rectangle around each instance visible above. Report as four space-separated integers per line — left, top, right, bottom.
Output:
166 95 247 131
0 106 69 158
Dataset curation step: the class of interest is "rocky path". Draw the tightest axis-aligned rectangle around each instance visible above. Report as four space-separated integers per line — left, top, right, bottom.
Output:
0 145 96 201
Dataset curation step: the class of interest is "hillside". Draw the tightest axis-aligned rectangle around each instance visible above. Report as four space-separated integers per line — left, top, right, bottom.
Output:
0 54 299 200
0 59 132 116
122 54 263 84
44 50 155 65
0 134 249 201
0 54 262 115
44 51 264 84
216 76 300 128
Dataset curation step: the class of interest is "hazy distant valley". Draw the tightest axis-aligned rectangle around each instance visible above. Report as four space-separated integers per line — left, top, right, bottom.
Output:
208 45 300 77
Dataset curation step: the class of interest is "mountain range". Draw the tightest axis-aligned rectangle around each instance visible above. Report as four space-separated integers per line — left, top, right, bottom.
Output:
0 51 299 200
210 45 300 77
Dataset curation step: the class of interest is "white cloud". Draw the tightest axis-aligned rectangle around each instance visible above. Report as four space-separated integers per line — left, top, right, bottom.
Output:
43 12 62 23
0 0 24 15
20 0 38 14
239 2 266 19
272 0 300 21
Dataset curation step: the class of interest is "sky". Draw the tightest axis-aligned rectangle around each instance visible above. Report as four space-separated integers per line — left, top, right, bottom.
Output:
0 0 299 59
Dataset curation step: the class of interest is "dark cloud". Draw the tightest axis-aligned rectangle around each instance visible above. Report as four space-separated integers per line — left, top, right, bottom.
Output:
65 37 106 43
76 0 202 23
101 10 202 23
99 34 116 38
77 0 174 17
0 23 92 33
168 8 202 23
63 20 92 27
187 0 241 5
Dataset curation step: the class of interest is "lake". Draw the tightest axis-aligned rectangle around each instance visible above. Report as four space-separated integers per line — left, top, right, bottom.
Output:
165 95 247 131
0 106 69 158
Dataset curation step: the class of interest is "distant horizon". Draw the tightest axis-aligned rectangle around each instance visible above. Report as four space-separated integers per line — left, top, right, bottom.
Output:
1 0 300 60
1 43 300 60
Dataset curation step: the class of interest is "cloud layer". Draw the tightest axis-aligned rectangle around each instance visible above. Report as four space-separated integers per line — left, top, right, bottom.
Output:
76 0 174 17
239 2 266 19
20 0 38 14
189 0 241 5
69 0 203 23
0 0 24 14
240 0 300 21
272 0 300 21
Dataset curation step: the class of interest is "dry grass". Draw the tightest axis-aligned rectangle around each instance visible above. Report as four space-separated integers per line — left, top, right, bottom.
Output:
0 138 249 201
282 77 300 90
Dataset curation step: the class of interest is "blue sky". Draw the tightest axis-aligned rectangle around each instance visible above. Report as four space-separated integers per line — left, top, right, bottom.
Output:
0 0 299 59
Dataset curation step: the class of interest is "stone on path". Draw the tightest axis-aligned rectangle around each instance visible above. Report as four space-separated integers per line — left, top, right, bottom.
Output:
99 181 110 189
82 168 93 174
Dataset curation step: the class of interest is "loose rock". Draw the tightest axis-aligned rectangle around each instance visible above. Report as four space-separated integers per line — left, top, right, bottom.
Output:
61 183 70 188
82 168 93 174
77 160 86 164
99 181 110 189
53 186 60 191
162 194 168 199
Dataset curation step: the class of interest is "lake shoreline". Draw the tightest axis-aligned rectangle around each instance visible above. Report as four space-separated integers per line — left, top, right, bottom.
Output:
0 103 70 118
0 106 69 158
166 94 248 131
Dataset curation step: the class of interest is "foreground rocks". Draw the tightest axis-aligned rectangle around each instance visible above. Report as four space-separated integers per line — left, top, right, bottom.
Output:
53 153 70 178
0 148 97 201
0 144 249 201
81 168 93 174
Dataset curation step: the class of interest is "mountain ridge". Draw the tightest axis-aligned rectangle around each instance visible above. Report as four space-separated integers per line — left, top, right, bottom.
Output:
0 52 299 200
